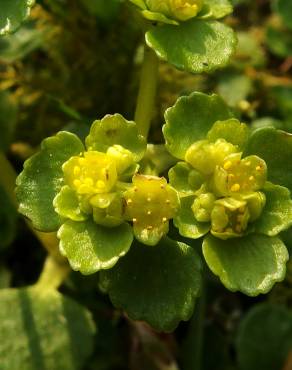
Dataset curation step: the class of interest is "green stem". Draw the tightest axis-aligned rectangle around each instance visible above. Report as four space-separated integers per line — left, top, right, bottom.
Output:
134 45 159 138
0 152 65 263
181 275 206 370
35 255 70 291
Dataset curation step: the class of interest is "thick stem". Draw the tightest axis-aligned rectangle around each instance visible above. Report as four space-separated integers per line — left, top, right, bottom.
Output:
134 45 159 138
0 152 64 263
35 255 70 291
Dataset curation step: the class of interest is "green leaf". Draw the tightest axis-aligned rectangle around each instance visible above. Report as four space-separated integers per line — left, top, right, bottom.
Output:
169 162 204 196
202 233 289 296
0 91 17 151
0 287 95 370
85 114 146 162
174 196 210 239
58 219 133 274
0 185 17 249
145 19 237 74
204 0 233 18
0 0 35 36
16 131 84 232
53 186 88 222
246 127 292 192
237 303 292 370
254 182 292 236
163 92 233 159
0 21 45 63
216 72 253 107
100 237 202 332
207 118 249 149
266 26 292 58
277 0 292 30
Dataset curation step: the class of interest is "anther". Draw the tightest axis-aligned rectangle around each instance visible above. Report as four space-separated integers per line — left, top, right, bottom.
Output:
245 161 251 166
223 161 232 170
160 184 165 189
132 218 137 223
147 210 152 215
147 197 151 202
166 199 170 204
96 180 105 189
249 176 255 181
256 166 261 171
147 225 153 230
230 183 240 192
127 199 133 205
73 179 81 187
73 166 80 176
162 217 167 222
84 178 93 186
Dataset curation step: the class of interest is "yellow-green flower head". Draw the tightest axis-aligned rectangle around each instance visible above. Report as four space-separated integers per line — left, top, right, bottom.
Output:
124 174 180 245
212 153 267 197
146 0 203 21
209 192 266 239
63 151 118 196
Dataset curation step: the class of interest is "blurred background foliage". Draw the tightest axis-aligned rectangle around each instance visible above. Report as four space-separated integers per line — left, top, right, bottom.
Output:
1 0 292 369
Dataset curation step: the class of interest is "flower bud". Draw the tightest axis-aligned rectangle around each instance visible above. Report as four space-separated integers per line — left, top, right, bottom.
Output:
192 192 216 222
106 145 135 175
185 139 237 175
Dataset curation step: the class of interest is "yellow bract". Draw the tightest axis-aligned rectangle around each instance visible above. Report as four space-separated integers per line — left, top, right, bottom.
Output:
63 151 118 196
124 174 180 245
145 0 202 21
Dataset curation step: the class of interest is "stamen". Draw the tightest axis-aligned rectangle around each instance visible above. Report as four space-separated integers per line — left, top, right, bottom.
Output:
96 180 105 189
73 179 81 187
223 161 232 170
73 166 80 176
230 183 240 192
84 178 93 186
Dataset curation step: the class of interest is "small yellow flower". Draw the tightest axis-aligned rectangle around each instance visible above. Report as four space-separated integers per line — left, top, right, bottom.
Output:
124 174 180 245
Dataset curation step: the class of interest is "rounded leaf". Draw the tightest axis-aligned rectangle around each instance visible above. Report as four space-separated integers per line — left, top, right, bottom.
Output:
0 0 35 35
146 19 237 75
204 0 233 18
58 219 133 274
53 186 88 222
163 92 233 159
85 114 146 162
16 131 84 232
254 182 292 236
100 237 202 332
246 127 292 192
203 234 289 296
237 303 292 370
0 287 95 370
207 119 249 149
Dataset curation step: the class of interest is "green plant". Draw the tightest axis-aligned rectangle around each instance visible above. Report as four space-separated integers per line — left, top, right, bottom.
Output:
1 0 292 369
